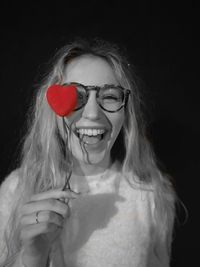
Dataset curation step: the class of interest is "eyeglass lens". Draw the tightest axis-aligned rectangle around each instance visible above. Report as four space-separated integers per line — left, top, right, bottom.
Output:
75 84 125 112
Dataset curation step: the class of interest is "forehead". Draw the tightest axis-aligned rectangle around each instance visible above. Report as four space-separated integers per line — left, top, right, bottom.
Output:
63 55 118 86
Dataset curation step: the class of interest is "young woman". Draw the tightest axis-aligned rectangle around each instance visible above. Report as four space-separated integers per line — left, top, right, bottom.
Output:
0 39 177 267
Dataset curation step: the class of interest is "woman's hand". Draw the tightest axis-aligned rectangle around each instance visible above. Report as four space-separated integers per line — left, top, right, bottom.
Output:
19 188 79 258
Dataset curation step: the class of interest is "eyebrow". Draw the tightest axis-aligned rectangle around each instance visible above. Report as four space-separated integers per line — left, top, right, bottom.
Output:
63 82 120 88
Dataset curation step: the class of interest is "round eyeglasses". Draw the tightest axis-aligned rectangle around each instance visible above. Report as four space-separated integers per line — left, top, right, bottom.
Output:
62 82 131 113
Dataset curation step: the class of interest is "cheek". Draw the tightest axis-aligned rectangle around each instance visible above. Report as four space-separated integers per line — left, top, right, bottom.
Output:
63 111 81 132
64 112 76 126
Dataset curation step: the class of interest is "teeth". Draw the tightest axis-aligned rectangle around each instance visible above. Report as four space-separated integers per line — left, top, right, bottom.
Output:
76 128 105 136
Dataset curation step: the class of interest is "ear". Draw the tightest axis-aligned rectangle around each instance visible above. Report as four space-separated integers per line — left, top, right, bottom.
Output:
46 84 77 116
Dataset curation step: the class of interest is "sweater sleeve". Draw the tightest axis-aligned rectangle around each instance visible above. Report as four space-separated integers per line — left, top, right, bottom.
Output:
0 171 19 264
151 191 175 267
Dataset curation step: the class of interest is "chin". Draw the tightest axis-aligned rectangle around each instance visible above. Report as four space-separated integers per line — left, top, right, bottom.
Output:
74 150 110 166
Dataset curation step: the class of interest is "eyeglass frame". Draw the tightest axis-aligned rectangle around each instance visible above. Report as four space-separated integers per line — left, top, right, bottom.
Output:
62 82 131 113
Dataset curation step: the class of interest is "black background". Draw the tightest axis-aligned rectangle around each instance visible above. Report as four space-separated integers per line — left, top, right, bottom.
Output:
0 1 199 266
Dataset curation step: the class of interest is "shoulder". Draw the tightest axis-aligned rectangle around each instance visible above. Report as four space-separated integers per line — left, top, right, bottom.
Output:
0 170 20 201
119 170 176 210
0 170 20 260
0 169 19 193
0 169 20 218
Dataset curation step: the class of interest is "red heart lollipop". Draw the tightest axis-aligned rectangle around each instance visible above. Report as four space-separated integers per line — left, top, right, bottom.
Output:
46 84 77 117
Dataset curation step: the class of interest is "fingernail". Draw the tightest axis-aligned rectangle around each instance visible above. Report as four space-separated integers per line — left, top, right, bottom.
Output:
71 191 82 198
66 190 81 197
70 189 81 194
59 197 65 202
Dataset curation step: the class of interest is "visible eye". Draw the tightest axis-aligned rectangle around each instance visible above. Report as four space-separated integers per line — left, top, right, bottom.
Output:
101 87 122 99
77 91 87 101
102 95 120 100
77 93 84 99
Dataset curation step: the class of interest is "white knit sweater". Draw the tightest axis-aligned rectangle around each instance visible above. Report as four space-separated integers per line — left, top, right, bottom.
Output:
0 166 170 267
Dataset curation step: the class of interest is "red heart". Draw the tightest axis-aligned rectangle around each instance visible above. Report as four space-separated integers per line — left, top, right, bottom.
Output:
46 84 77 117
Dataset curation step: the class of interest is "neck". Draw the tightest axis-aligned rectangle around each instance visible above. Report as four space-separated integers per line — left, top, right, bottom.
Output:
69 159 119 195
71 158 112 177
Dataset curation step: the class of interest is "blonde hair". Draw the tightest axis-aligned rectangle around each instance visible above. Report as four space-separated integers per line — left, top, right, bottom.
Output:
1 38 177 264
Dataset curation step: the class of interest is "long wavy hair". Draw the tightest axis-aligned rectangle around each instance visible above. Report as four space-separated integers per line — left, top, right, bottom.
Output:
1 38 177 265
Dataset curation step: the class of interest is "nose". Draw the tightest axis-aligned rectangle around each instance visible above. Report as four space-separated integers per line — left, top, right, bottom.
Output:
82 91 101 120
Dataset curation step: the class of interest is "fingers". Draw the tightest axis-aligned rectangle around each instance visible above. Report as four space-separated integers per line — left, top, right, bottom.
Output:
21 210 64 228
22 198 69 218
20 221 62 242
30 188 79 202
21 188 79 218
20 204 69 243
19 188 80 246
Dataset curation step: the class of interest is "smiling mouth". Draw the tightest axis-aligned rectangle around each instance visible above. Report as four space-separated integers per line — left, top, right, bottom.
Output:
73 130 107 145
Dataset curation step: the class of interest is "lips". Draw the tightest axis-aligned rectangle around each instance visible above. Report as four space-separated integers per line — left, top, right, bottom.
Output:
73 128 107 138
71 126 109 144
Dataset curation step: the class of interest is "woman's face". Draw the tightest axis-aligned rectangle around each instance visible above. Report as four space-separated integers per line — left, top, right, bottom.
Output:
62 55 125 175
